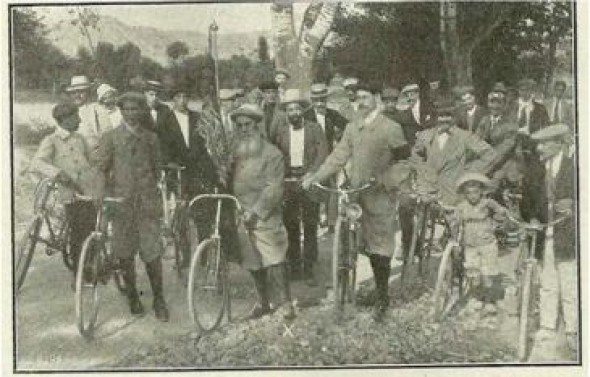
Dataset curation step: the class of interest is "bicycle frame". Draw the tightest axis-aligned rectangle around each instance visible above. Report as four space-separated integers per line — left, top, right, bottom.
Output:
32 178 70 257
158 164 186 231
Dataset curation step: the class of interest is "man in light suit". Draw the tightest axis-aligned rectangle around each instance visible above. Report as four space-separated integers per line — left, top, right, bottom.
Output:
546 80 574 128
515 78 550 164
273 89 329 283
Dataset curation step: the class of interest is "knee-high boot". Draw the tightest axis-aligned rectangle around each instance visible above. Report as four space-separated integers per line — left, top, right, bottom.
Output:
120 257 145 316
369 254 391 322
269 263 296 320
145 257 169 322
249 268 271 318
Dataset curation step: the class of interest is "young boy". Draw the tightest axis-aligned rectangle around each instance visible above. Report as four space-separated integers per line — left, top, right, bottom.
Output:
29 103 101 283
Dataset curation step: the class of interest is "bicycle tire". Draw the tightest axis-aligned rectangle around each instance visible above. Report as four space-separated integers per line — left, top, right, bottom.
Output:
15 217 42 292
432 242 454 320
332 218 342 308
187 238 226 333
75 233 104 338
518 262 534 361
61 225 75 272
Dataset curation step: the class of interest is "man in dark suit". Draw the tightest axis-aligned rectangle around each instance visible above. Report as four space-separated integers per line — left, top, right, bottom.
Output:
272 89 329 283
381 87 401 121
258 80 282 140
456 86 488 133
393 83 433 147
159 86 221 273
305 83 349 151
521 124 577 361
476 89 518 175
545 80 574 128
515 78 550 164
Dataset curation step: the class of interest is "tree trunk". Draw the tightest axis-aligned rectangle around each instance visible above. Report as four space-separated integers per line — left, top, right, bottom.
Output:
544 34 558 97
440 0 470 88
271 2 338 91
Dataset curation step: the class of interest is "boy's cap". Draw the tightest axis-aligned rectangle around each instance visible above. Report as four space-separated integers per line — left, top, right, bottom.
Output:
52 103 79 122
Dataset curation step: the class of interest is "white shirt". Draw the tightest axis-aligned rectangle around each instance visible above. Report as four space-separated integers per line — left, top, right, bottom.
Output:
315 110 326 133
174 110 190 147
150 108 158 123
412 99 421 124
108 108 123 128
289 125 305 168
545 150 564 179
436 132 449 150
490 115 500 130
518 99 533 134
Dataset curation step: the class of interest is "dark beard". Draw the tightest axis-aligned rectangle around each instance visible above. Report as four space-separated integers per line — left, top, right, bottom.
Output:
233 136 263 160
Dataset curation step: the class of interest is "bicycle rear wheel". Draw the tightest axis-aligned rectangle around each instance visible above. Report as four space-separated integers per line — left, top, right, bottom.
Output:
187 238 227 333
432 242 454 320
75 233 104 338
518 262 534 361
15 217 42 292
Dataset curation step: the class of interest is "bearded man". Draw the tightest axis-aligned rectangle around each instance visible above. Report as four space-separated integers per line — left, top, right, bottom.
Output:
229 104 295 320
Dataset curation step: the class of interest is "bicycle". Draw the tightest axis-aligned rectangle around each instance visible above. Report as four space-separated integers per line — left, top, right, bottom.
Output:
431 200 467 321
187 190 242 333
505 212 570 361
15 177 76 293
399 181 442 286
158 163 195 279
312 180 374 310
75 194 127 338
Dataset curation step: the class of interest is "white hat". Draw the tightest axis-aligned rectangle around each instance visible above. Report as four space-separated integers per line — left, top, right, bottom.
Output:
230 103 264 122
343 77 359 88
66 75 93 92
96 83 117 101
401 83 419 94
280 89 310 108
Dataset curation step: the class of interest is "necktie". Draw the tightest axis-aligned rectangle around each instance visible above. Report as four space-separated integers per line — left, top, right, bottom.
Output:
553 99 560 123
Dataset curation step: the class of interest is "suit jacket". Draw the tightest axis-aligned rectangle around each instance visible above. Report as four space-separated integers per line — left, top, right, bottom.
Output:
392 108 433 147
476 113 518 173
521 153 575 261
272 118 328 175
157 108 220 197
412 126 498 205
516 102 550 161
545 96 574 128
304 107 348 151
457 105 488 133
77 102 113 150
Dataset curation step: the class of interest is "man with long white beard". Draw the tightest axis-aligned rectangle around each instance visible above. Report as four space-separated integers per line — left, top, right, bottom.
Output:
229 104 296 320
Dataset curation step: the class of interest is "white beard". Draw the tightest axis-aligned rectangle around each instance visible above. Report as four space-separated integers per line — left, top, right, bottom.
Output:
233 136 263 160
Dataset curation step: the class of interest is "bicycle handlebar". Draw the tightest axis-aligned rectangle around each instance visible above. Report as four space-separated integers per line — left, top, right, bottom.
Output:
313 181 374 195
159 163 186 172
73 194 125 204
188 193 242 212
506 213 569 232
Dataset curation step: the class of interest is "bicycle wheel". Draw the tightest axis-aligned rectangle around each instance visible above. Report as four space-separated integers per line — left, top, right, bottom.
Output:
61 225 75 272
348 229 359 305
432 242 455 320
332 219 346 309
187 238 227 333
518 261 534 361
75 233 104 337
15 217 42 292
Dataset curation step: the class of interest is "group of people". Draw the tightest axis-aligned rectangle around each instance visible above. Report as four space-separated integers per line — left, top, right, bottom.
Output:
27 68 576 360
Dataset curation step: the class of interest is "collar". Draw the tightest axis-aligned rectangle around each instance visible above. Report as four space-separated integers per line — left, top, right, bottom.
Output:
55 127 73 139
362 108 380 128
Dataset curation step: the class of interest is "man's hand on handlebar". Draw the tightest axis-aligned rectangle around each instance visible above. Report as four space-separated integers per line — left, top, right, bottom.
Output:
301 172 317 191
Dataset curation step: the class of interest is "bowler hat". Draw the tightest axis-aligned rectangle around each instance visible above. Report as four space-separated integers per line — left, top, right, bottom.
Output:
143 80 164 92
230 103 264 122
66 75 93 92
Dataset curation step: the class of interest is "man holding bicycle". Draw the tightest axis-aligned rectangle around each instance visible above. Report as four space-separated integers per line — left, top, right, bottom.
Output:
522 124 576 360
29 103 103 286
302 81 409 322
92 92 169 322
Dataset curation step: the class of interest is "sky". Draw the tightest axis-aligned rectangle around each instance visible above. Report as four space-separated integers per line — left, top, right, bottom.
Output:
36 3 308 34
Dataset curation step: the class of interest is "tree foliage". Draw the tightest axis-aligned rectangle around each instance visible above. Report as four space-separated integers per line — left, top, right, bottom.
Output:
167 41 190 61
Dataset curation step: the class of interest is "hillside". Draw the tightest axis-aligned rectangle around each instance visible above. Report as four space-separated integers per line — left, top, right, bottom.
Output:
47 15 271 65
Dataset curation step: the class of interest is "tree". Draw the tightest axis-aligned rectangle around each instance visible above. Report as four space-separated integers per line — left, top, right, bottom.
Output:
166 41 189 63
271 2 339 90
67 6 101 58
257 36 270 62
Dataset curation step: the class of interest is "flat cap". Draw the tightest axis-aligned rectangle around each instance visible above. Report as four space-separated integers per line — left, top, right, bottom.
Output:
52 102 79 122
531 123 570 142
116 91 148 108
230 103 264 122
310 83 329 98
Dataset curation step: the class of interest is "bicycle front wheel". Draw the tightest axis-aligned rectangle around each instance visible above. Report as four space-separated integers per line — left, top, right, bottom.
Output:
15 217 42 292
187 238 226 333
432 242 454 320
518 262 534 361
75 233 104 338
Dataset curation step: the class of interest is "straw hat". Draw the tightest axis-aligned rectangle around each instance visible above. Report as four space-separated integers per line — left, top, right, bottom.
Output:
230 103 264 122
456 172 494 193
65 75 93 92
96 83 117 101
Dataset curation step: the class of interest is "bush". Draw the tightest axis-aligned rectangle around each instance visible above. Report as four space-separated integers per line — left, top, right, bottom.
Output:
13 118 55 146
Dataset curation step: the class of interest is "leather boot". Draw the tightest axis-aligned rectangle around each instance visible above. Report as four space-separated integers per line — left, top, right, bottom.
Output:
120 258 145 316
269 263 296 320
370 254 391 322
249 268 272 319
146 257 169 322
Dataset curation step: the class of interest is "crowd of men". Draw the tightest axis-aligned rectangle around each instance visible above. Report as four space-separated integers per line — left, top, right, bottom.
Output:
28 68 576 361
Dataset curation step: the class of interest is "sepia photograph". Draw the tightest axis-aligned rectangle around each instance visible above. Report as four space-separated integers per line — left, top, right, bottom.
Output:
5 0 584 373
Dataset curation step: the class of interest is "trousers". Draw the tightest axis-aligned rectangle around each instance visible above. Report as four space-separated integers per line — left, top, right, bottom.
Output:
283 182 319 267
